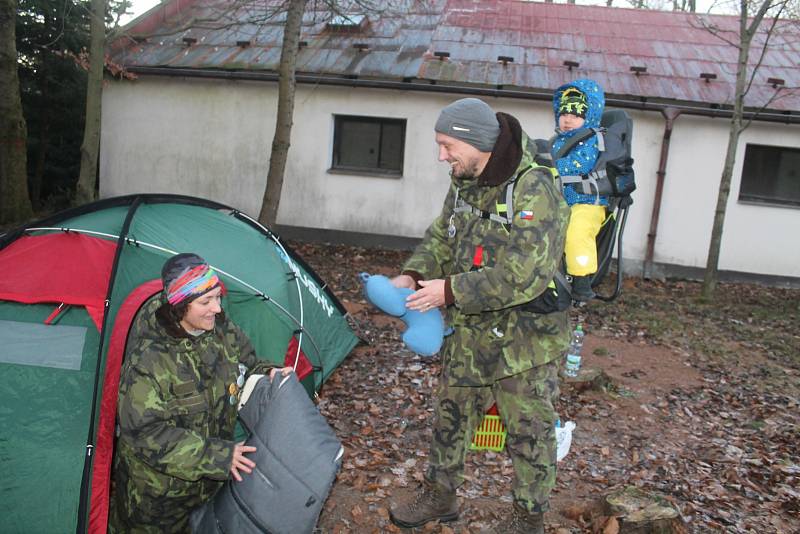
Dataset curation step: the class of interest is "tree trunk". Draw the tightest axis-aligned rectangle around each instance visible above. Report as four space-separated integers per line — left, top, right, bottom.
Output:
701 0 770 299
603 486 684 533
258 0 308 228
31 62 50 210
702 114 742 298
75 0 106 206
0 0 33 225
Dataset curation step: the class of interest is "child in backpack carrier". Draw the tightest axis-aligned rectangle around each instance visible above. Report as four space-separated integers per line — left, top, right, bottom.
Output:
551 79 608 302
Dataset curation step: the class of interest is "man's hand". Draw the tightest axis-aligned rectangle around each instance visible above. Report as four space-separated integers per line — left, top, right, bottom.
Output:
406 279 446 312
230 441 256 482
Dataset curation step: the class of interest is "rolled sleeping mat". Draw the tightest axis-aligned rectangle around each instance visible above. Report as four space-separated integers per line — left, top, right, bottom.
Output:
192 373 343 534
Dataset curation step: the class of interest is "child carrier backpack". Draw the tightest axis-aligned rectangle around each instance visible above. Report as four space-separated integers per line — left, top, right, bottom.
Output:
553 109 636 199
532 110 637 302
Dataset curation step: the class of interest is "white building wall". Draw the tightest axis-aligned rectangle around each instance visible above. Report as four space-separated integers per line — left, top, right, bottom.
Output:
100 76 277 216
722 124 800 277
101 75 800 278
655 114 800 277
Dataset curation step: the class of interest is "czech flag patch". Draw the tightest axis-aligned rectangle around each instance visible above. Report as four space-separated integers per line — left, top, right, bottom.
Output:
518 210 534 220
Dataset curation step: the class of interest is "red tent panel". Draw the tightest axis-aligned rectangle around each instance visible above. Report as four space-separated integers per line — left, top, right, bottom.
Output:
0 233 117 330
284 335 313 381
89 279 162 534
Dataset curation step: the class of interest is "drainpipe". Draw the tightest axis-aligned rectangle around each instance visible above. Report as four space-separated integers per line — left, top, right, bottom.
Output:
644 107 681 279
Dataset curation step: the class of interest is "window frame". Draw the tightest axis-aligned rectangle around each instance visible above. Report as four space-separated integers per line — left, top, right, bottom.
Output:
738 143 800 209
330 114 406 177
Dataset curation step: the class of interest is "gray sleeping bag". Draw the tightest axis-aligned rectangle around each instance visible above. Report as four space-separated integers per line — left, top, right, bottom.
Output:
191 373 343 534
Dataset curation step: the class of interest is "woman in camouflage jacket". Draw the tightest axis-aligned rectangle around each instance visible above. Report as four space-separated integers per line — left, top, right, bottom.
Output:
109 253 289 533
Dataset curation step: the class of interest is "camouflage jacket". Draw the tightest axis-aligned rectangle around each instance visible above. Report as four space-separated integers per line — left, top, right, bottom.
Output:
404 116 570 386
114 296 274 529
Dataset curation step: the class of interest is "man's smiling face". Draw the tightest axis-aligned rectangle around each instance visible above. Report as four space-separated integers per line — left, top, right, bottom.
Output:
435 132 490 179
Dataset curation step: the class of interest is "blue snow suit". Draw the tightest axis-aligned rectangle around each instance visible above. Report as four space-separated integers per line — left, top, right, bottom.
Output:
551 79 608 207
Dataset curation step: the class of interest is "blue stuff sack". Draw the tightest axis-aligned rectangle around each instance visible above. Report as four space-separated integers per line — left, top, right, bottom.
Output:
360 273 444 356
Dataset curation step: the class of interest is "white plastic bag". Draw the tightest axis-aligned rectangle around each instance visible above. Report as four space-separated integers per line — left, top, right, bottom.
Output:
555 421 576 462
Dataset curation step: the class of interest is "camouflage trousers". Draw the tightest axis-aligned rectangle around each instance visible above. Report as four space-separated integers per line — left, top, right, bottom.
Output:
426 360 560 513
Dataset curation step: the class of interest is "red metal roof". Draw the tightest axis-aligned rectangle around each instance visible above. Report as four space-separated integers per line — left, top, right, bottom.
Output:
110 0 800 113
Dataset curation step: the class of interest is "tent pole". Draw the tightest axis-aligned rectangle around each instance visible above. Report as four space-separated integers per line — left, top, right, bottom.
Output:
75 196 144 534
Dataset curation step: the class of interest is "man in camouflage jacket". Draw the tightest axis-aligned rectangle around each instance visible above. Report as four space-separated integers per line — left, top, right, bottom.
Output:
110 254 280 533
389 98 570 533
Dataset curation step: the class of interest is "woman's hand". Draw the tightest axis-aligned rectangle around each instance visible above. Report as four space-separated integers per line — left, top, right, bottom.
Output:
269 366 293 380
230 441 257 482
391 274 417 289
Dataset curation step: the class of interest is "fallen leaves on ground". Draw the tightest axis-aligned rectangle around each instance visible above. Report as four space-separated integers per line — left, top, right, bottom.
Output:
289 241 799 533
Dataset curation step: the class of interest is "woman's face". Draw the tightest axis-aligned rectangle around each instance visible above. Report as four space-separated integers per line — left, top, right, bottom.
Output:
180 286 222 332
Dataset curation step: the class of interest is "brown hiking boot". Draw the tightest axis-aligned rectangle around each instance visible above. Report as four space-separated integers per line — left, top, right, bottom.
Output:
389 479 459 528
506 503 545 534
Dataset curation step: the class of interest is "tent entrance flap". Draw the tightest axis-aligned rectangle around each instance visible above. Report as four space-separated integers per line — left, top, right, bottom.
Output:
0 320 88 370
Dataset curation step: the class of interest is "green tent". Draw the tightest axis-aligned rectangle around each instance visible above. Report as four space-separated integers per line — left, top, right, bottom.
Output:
0 194 358 533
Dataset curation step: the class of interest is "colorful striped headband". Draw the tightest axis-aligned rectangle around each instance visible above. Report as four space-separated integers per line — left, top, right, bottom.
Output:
166 264 220 305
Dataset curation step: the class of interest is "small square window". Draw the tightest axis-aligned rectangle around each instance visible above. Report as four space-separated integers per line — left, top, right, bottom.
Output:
332 115 406 176
739 144 800 208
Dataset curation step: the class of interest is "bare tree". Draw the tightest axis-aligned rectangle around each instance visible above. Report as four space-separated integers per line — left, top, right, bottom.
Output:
75 0 107 205
700 0 795 298
254 0 410 228
106 0 404 228
0 0 33 225
258 0 308 228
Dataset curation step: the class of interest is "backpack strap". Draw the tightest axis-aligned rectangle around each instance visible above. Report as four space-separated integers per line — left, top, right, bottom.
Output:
553 268 571 294
453 192 513 226
559 173 602 203
553 127 603 160
452 165 536 232
595 128 606 152
556 128 606 204
532 138 555 168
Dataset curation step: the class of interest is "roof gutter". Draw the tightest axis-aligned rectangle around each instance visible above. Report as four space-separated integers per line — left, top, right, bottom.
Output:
125 66 800 125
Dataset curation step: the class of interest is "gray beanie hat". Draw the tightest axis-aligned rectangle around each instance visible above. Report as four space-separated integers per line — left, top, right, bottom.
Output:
434 98 500 152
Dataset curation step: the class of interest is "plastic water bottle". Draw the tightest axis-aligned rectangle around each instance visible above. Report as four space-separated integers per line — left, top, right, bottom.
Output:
564 324 585 377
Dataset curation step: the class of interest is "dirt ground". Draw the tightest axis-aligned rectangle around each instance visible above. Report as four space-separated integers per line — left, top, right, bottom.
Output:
287 241 799 534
